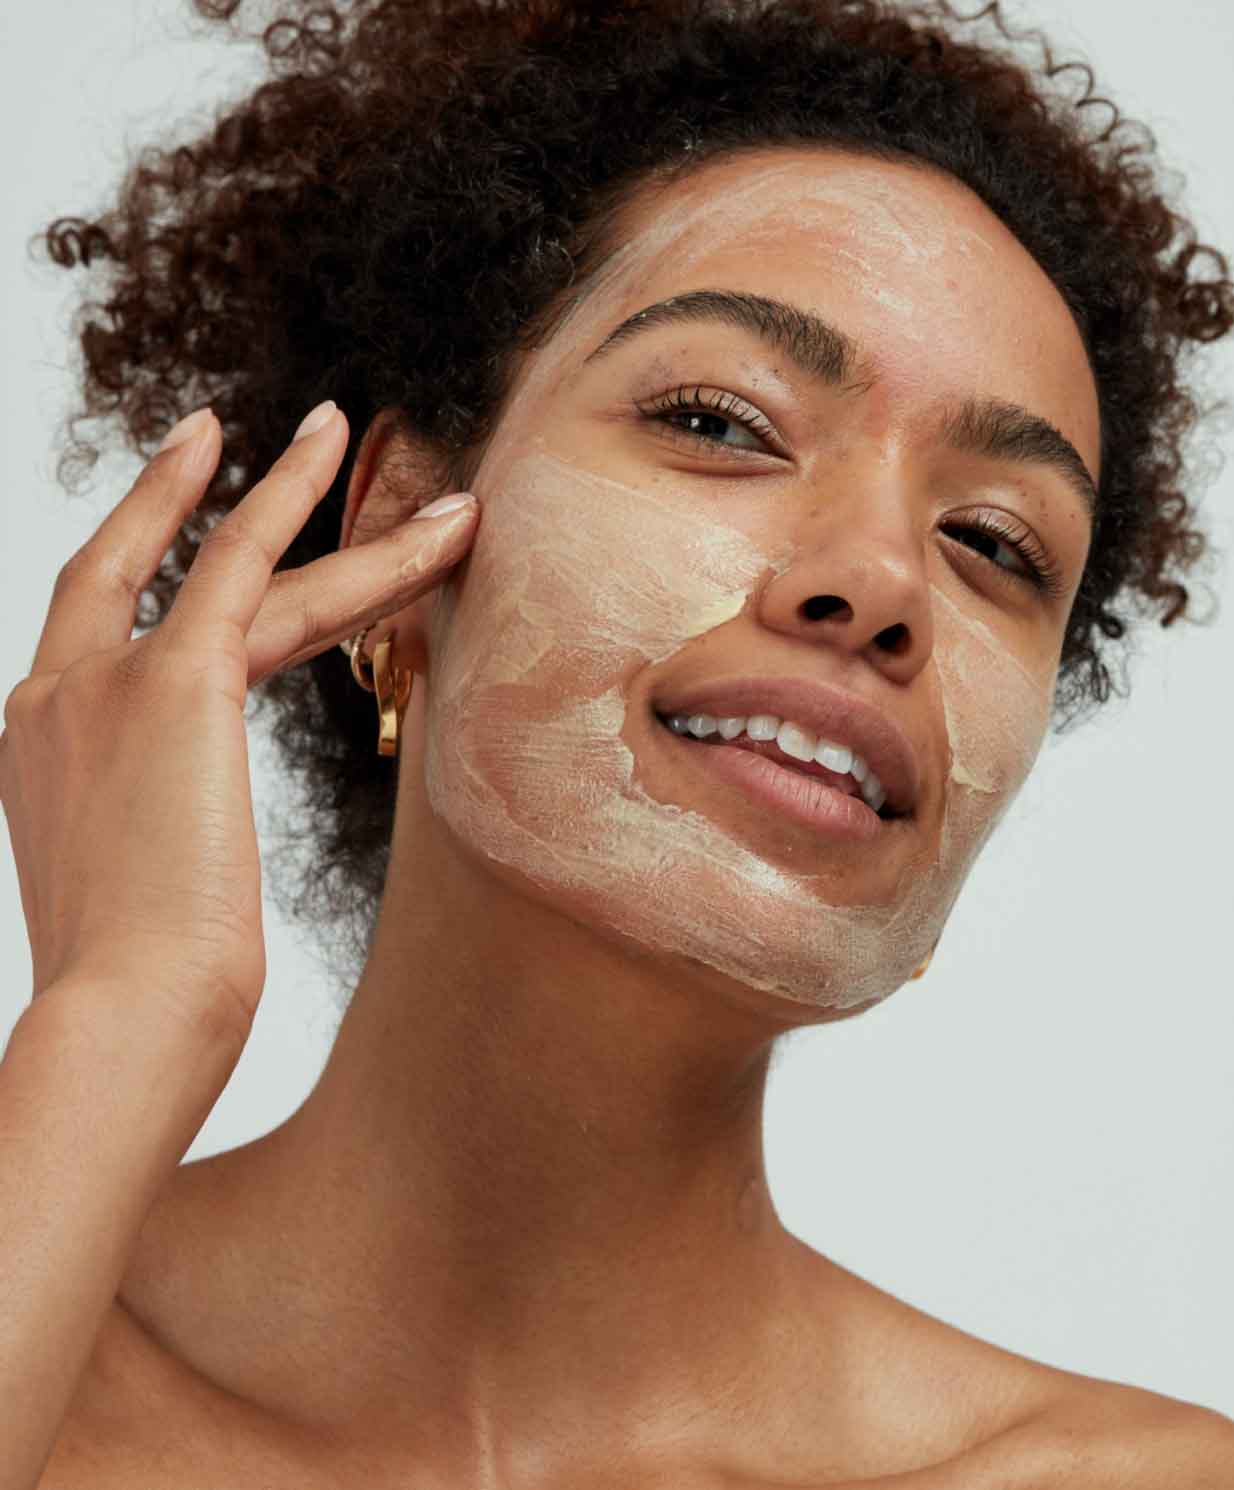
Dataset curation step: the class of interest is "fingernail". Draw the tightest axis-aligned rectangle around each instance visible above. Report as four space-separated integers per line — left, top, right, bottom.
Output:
293 399 338 442
412 492 476 521
158 406 212 453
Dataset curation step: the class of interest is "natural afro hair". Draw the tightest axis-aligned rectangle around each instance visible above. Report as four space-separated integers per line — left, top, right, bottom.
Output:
39 0 1233 995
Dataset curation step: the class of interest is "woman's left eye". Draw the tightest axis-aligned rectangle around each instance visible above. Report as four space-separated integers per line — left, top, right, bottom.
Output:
940 511 1067 596
635 385 781 458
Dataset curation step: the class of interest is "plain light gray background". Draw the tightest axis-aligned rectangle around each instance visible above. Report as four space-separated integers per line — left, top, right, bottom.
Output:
3 0 1231 1419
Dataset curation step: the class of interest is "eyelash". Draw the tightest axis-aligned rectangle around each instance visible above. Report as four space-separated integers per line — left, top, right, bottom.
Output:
635 384 1068 599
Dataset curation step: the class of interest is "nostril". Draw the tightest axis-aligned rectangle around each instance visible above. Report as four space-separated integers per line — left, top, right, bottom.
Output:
801 594 852 623
876 622 911 656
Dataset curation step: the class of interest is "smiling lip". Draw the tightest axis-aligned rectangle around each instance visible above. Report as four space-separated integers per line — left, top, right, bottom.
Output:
657 721 884 841
651 677 920 816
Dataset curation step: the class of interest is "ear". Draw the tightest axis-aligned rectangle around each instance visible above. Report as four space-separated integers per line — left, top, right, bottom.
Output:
339 408 454 549
339 409 458 677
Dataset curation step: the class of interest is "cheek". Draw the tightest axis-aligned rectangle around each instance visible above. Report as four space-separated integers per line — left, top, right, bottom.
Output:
932 585 1055 791
928 583 1056 888
420 445 767 847
414 450 1056 1015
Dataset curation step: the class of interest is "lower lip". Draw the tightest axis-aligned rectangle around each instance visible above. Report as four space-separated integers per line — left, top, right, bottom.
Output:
658 725 884 842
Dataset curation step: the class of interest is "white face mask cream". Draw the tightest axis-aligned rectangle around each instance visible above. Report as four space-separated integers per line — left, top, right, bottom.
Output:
421 446 1056 1013
411 151 1076 1013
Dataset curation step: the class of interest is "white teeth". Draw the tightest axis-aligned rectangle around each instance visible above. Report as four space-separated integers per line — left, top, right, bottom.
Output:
746 714 780 741
776 720 817 763
662 708 890 814
815 740 853 775
860 774 887 813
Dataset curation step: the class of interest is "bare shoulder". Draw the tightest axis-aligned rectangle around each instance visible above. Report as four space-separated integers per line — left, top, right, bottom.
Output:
825 1366 1234 1488
808 1252 1234 1487
933 1379 1234 1489
37 1302 310 1490
1024 1379 1234 1487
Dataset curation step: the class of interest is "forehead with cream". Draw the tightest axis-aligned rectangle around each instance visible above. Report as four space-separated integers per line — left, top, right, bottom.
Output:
543 152 1099 468
415 152 1065 1012
591 155 997 334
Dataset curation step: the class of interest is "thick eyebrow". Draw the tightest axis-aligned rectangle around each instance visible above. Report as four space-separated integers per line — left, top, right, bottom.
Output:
582 286 865 386
937 397 1098 520
580 287 1098 519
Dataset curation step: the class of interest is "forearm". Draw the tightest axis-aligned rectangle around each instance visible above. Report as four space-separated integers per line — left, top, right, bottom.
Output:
0 983 240 1490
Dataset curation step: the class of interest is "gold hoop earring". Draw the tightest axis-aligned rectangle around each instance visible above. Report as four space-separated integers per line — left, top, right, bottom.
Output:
909 938 940 981
340 626 414 758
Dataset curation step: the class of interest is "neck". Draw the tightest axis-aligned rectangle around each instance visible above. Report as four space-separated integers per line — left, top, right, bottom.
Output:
166 775 852 1479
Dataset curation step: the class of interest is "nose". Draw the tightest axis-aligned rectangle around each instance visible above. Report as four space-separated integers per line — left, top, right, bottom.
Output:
758 499 934 688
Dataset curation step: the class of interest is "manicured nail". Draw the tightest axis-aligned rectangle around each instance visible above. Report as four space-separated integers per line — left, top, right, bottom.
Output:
158 406 212 453
293 400 338 442
412 493 476 521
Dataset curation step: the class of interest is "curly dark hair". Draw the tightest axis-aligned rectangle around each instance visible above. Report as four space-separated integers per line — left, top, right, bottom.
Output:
39 0 1232 994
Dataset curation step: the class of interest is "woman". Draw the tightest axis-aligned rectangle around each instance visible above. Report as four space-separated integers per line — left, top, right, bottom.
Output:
2 0 1232 1484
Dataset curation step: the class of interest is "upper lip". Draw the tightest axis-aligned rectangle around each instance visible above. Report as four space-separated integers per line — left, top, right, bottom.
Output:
653 676 921 816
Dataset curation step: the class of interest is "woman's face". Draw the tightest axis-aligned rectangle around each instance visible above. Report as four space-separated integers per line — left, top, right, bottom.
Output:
414 149 1099 1015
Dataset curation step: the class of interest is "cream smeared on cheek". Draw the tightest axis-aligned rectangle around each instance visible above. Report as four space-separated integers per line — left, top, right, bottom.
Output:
415 155 1059 1010
934 585 1053 796
423 449 1054 1011
930 583 1056 898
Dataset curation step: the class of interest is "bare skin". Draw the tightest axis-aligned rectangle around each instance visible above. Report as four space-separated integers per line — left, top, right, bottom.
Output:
37 150 1230 1486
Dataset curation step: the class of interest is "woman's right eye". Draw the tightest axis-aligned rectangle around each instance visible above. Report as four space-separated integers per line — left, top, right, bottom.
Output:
634 385 783 459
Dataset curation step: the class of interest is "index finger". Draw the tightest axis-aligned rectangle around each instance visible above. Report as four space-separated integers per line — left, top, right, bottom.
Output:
162 404 349 645
30 410 222 678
